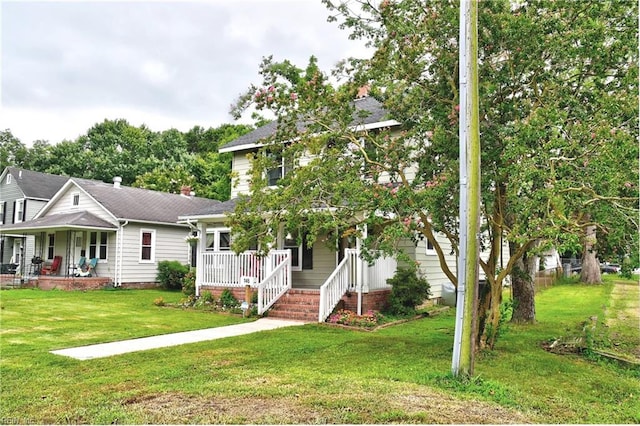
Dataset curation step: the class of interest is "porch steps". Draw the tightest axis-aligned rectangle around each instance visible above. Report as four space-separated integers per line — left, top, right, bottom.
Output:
267 289 322 322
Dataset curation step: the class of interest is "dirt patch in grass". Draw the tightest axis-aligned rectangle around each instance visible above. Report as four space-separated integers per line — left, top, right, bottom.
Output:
605 281 640 359
123 385 532 424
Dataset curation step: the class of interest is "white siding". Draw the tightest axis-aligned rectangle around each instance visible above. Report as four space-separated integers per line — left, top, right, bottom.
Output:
46 185 116 223
117 223 190 283
409 233 457 299
292 239 336 288
231 152 252 198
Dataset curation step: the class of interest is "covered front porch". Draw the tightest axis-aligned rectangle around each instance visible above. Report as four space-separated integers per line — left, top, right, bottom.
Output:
196 248 397 322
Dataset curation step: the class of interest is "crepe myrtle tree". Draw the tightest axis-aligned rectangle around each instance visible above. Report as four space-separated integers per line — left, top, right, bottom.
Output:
229 0 638 349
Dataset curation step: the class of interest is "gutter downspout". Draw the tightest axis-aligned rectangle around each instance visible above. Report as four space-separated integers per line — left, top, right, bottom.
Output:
115 220 128 287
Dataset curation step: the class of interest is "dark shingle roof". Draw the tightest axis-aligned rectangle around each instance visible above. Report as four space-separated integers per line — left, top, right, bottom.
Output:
8 167 69 200
72 178 222 224
179 197 240 219
220 96 392 152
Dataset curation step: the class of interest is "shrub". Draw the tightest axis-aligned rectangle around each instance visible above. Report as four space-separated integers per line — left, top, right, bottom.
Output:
385 266 431 316
182 270 196 296
219 288 239 309
156 261 190 290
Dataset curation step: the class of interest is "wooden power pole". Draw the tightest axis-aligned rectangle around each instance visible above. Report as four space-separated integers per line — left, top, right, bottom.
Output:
452 0 481 377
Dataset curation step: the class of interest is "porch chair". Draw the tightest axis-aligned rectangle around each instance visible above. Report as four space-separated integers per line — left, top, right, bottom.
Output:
41 256 62 275
76 258 98 277
72 256 87 276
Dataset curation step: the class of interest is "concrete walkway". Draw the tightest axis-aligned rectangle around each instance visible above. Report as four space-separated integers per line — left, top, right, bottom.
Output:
50 318 307 360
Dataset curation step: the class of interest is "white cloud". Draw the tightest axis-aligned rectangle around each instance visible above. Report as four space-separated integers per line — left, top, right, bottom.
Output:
0 0 372 146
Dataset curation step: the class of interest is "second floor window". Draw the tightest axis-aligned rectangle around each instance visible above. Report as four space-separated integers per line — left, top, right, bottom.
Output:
15 200 24 223
266 152 292 186
0 201 5 225
72 193 80 206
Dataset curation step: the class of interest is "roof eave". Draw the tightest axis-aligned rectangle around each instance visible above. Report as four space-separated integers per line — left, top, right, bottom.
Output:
219 119 402 154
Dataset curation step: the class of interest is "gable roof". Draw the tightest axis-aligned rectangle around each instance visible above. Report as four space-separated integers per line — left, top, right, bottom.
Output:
39 178 223 225
219 96 399 153
3 167 69 200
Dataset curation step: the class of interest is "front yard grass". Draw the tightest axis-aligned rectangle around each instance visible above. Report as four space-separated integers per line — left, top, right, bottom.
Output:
1 280 638 424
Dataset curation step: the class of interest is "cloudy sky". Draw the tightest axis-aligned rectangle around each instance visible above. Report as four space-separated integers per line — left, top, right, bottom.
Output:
1 0 370 146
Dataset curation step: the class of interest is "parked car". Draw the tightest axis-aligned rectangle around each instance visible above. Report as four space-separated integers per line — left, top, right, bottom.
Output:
600 263 620 274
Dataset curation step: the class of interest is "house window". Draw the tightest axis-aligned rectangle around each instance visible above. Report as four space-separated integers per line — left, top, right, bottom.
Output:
205 229 231 251
426 239 436 255
266 152 292 186
6 174 11 184
284 231 302 271
89 231 108 260
0 201 5 225
47 234 55 260
15 200 24 223
72 193 80 206
140 230 155 262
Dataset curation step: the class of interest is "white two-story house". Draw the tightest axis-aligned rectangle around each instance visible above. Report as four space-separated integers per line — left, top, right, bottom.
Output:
179 96 463 322
0 167 69 276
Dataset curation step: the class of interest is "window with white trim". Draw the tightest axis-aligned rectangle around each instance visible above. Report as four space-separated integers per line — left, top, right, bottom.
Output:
205 229 231 251
0 201 5 225
140 230 155 262
283 231 302 271
89 231 108 260
6 174 11 184
426 238 436 255
47 234 55 260
72 193 80 207
266 151 292 186
15 200 24 223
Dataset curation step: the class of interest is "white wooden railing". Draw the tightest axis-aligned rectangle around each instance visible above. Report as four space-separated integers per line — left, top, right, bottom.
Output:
367 255 397 291
197 250 290 289
319 249 358 322
318 249 396 322
257 253 292 315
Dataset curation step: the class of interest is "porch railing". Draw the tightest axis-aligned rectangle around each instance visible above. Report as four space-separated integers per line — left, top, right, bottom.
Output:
198 250 285 288
367 255 396 291
257 252 292 315
318 249 396 322
319 248 358 322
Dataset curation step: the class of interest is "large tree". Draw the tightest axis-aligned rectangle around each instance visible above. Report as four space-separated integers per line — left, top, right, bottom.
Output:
0 129 29 169
229 0 638 350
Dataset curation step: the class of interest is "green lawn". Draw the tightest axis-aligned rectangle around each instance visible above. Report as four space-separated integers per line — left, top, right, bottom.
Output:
1 280 638 424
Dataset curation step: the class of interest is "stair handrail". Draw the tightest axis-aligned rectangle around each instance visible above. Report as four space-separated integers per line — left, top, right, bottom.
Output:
318 248 357 322
257 250 292 315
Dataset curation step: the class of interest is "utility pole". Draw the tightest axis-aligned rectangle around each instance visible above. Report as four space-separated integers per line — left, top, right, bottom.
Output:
452 0 481 377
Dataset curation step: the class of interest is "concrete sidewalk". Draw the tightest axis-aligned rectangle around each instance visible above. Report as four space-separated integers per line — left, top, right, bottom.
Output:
50 318 307 360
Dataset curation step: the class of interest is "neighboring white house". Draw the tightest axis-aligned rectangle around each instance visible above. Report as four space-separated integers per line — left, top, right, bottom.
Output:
0 176 221 287
179 96 480 321
0 167 69 276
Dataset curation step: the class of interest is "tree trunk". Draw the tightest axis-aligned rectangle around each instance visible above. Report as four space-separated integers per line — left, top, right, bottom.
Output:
580 225 602 284
478 277 503 350
510 244 536 324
